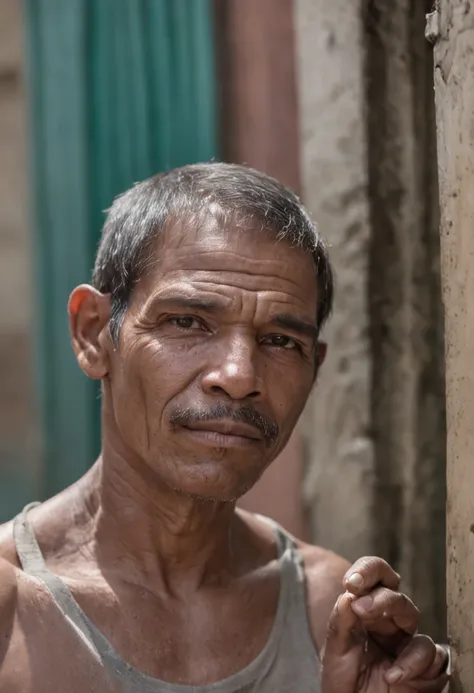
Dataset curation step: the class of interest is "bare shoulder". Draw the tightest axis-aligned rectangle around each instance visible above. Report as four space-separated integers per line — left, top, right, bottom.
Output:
297 540 351 654
239 510 351 651
0 553 18 598
0 555 18 648
0 520 20 628
0 554 28 691
223 511 352 653
0 518 21 567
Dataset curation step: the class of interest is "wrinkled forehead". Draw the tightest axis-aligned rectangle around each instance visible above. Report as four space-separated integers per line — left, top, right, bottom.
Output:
136 211 319 302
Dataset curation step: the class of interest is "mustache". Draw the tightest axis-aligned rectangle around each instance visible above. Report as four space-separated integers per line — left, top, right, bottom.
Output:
169 403 279 445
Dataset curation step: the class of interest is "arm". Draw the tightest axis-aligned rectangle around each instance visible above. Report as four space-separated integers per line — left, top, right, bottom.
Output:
299 544 351 654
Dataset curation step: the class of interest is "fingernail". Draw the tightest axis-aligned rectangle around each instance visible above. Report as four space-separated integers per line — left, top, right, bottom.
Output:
347 572 364 589
385 666 403 684
353 594 373 612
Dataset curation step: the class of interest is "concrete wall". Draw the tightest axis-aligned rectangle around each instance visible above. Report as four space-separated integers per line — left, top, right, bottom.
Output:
434 0 474 686
295 0 446 639
0 0 40 516
295 0 374 562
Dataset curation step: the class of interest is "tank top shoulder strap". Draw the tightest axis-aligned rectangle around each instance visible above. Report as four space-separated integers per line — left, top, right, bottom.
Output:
14 502 47 572
255 513 320 659
13 503 104 663
254 512 305 576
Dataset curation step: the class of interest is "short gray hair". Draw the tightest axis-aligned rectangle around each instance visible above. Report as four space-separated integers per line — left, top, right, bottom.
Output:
92 162 334 343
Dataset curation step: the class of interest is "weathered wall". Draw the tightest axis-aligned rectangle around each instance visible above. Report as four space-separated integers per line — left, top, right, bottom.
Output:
433 0 474 687
0 0 40 516
295 0 446 638
295 0 374 563
366 0 446 640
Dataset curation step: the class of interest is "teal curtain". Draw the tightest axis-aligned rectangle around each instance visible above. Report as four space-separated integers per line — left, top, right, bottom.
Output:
24 0 218 499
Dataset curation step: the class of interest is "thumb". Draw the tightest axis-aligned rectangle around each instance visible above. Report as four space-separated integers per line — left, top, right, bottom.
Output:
321 592 366 693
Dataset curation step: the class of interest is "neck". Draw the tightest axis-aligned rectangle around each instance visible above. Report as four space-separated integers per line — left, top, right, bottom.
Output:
76 451 239 595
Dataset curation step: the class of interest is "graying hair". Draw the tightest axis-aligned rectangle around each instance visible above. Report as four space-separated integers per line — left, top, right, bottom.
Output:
92 162 334 343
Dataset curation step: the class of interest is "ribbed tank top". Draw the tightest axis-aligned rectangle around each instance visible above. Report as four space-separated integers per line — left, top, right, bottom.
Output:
13 503 321 692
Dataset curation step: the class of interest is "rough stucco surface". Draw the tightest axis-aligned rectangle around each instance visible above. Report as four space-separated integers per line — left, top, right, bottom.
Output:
295 0 446 639
434 0 474 687
0 0 40 503
294 0 375 562
365 0 446 640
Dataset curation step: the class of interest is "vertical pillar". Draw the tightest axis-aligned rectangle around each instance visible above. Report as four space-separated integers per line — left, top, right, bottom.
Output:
295 0 446 638
366 0 445 639
0 0 39 520
433 0 474 687
294 0 375 561
214 0 300 191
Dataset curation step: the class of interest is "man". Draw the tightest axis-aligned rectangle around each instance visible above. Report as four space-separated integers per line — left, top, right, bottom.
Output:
0 164 448 692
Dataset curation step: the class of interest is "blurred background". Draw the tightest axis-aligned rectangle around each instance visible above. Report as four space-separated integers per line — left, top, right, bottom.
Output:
0 0 445 639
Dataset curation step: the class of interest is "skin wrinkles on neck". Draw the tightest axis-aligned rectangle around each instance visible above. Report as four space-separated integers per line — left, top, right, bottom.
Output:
79 443 249 598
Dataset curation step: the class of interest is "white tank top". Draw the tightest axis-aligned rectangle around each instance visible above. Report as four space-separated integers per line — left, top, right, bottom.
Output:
13 502 321 692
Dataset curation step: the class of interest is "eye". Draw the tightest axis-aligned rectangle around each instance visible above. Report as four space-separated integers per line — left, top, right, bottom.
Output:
168 316 202 330
263 334 299 350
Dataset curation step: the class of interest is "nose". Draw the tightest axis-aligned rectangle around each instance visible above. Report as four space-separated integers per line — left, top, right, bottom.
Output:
201 333 264 401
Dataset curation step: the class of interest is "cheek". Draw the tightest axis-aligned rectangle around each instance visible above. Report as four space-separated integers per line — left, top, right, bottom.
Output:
267 364 313 425
110 363 150 454
112 338 198 450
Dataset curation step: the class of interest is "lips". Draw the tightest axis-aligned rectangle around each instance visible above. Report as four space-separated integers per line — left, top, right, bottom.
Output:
183 419 263 441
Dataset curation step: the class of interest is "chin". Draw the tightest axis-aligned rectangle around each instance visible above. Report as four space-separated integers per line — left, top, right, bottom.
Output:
165 458 262 503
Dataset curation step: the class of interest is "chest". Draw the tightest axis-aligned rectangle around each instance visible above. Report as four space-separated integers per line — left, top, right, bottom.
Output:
8 570 282 689
3 610 118 693
4 618 320 693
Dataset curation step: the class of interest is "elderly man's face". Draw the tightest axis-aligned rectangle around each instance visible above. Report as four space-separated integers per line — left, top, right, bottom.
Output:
104 219 320 501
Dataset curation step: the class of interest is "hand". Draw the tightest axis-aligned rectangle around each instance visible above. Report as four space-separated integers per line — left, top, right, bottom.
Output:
321 556 449 692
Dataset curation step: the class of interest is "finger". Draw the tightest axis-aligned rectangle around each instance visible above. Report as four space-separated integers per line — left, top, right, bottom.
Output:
384 634 437 684
323 592 360 658
321 592 365 693
351 587 419 635
343 556 400 596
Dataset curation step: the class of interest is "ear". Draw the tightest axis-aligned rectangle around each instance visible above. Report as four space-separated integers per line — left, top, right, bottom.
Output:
68 285 111 380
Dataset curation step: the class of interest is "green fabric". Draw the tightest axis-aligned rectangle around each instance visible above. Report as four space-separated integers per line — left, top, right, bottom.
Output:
24 0 218 499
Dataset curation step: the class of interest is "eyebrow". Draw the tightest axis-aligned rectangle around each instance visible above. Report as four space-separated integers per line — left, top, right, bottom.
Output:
271 314 319 341
151 297 318 339
153 296 224 313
